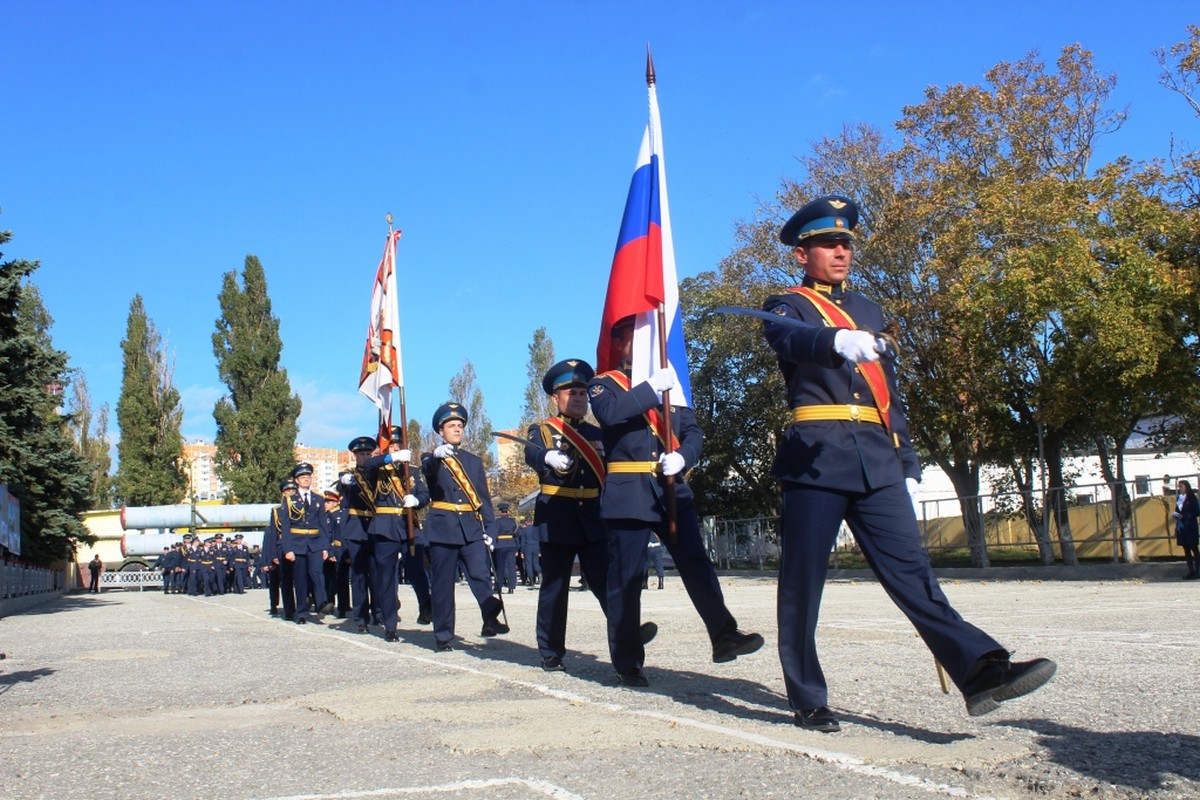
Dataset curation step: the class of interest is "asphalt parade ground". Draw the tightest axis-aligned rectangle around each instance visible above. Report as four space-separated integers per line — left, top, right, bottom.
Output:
2 572 1198 800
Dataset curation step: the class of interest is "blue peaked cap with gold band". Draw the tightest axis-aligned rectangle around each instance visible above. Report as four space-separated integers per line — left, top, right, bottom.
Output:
542 358 595 395
779 195 859 246
432 401 468 431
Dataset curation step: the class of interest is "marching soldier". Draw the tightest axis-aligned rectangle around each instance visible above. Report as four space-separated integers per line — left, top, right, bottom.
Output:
260 479 297 618
518 520 540 587
340 439 377 632
761 195 1055 731
280 462 334 624
322 488 349 616
589 319 763 687
489 503 519 594
527 359 657 672
154 547 172 593
229 536 251 594
362 427 431 642
421 402 507 651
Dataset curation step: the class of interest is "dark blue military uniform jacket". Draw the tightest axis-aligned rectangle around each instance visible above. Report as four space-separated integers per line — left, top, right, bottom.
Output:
587 371 702 523
260 506 284 563
489 516 519 550
524 416 606 545
280 492 331 555
362 454 431 543
762 279 920 492
421 448 493 545
340 468 374 543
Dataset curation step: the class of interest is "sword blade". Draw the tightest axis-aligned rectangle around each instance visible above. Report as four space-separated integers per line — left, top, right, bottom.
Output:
492 431 545 449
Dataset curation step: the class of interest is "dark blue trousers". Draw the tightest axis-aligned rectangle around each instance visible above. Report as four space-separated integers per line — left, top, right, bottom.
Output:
291 551 327 616
401 543 432 614
368 536 402 631
778 481 1003 710
345 539 372 624
606 498 734 673
429 540 502 646
537 538 607 660
494 549 518 592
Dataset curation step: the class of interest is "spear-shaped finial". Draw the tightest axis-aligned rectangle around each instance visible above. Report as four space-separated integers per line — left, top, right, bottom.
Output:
385 211 394 229
646 44 656 87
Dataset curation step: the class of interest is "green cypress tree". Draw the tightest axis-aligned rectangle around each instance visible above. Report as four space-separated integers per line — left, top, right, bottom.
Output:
65 369 115 509
115 295 186 506
0 226 92 564
518 327 557 432
211 255 301 503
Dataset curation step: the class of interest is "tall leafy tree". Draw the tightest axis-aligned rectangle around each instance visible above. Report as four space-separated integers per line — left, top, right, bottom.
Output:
518 327 557 432
115 295 186 506
211 256 301 503
0 224 92 563
446 359 494 472
66 369 114 509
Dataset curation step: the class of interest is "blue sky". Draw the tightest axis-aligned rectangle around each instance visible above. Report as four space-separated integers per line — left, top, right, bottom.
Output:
3 2 1196 455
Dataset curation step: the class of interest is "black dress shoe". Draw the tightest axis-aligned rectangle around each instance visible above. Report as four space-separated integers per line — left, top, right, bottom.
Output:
384 630 399 642
268 608 279 617
481 618 510 637
541 656 565 672
435 640 454 652
295 617 307 625
356 623 368 633
963 652 1057 717
795 706 841 733
417 608 432 625
639 622 658 645
616 667 649 687
712 629 765 663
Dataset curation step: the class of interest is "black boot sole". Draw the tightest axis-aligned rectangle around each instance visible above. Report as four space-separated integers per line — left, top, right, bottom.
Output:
966 658 1057 716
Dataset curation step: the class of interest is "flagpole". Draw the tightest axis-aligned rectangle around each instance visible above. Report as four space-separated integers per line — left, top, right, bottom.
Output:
647 47 678 544
385 212 417 556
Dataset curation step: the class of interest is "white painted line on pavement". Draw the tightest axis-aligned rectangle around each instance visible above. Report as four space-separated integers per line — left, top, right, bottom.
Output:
248 776 584 800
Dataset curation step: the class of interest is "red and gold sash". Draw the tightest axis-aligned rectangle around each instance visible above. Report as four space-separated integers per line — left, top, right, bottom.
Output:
543 417 606 483
599 370 681 451
786 286 892 431
441 455 483 514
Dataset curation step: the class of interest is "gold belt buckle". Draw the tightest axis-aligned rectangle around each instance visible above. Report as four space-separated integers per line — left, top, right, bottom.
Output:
849 405 861 422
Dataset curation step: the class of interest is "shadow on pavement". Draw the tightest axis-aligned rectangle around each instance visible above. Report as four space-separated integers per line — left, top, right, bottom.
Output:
1001 718 1200 792
0 667 56 695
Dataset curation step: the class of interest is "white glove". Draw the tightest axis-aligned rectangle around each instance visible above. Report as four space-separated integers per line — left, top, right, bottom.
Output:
433 443 456 459
402 494 420 508
906 477 921 517
647 365 678 393
483 534 494 549
659 451 686 477
544 451 573 471
391 448 412 464
833 329 884 363
339 473 354 486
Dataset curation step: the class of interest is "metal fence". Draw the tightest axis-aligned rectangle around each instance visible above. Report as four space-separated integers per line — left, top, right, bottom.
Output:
705 475 1200 568
0 561 64 617
98 569 163 591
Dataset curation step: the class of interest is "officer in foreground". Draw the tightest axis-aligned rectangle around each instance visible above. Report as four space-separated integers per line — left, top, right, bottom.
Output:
761 195 1056 732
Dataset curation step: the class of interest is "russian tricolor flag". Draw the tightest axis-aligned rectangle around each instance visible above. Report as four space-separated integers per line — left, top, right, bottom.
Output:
596 65 693 407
